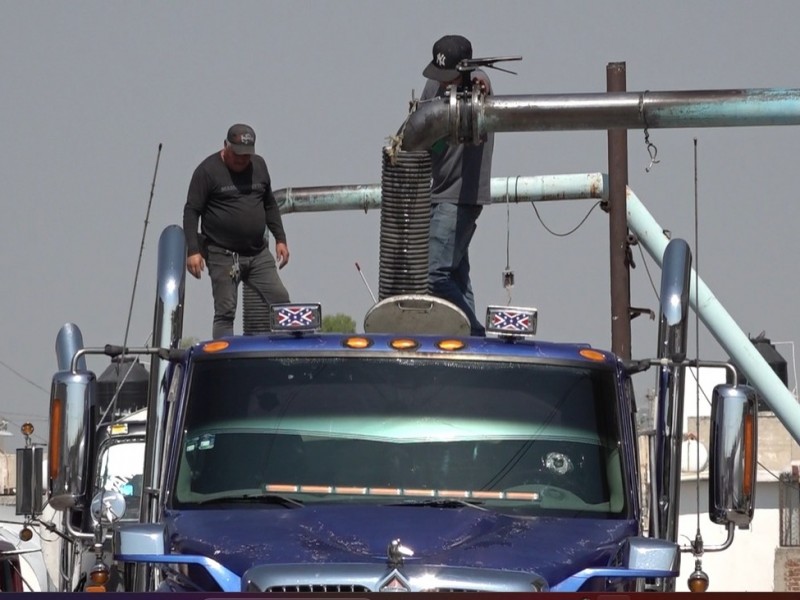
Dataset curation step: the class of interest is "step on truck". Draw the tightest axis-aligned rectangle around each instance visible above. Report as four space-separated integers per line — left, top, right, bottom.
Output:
16 223 757 593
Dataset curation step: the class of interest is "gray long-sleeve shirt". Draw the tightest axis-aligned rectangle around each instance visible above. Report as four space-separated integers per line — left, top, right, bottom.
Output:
420 69 495 205
183 152 286 256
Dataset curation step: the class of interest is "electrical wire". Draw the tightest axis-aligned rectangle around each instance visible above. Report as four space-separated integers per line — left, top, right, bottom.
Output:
530 199 602 237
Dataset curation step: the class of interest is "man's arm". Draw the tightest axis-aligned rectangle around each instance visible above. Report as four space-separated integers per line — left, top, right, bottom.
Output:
264 186 289 268
183 165 209 278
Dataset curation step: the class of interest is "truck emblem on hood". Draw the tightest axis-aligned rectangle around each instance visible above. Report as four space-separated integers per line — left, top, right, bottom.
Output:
387 539 414 568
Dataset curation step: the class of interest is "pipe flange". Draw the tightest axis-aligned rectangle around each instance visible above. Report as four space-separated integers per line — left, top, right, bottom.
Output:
448 86 460 145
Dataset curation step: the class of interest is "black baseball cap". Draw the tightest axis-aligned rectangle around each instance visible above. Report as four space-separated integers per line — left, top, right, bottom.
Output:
423 35 472 82
226 123 256 155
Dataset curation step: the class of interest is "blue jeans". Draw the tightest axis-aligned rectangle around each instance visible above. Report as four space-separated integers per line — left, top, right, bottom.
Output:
206 244 290 339
428 203 485 336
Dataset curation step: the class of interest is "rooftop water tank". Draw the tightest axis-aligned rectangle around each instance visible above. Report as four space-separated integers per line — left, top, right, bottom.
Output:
96 356 149 422
727 333 788 412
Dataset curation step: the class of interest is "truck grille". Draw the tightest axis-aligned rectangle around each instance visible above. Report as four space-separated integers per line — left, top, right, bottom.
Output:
244 564 546 593
264 584 372 593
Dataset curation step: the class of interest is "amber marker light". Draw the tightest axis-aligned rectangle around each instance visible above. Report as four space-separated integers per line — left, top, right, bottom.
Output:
203 341 229 353
89 563 110 586
343 336 372 349
743 412 755 497
579 349 606 362
437 339 466 351
21 422 34 437
687 559 710 592
390 338 419 351
48 398 63 480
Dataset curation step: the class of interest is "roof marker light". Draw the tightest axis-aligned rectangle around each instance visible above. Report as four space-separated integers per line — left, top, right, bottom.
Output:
344 336 373 349
390 338 419 351
579 349 607 362
203 341 229 353
437 339 466 351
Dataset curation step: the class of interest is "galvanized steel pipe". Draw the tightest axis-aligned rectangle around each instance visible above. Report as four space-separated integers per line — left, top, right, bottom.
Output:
626 188 800 445
398 88 800 151
275 173 607 214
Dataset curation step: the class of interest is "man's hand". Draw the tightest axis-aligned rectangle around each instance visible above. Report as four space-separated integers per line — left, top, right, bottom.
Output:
187 252 205 279
275 242 290 269
471 73 491 95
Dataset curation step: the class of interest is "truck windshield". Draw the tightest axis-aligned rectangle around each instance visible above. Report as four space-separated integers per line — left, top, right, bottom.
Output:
173 356 627 517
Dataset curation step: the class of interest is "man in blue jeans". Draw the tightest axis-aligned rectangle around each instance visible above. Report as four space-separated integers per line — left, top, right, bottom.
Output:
183 123 290 339
421 35 494 336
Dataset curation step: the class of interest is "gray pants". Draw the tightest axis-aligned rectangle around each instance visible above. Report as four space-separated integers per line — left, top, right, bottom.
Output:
206 244 290 339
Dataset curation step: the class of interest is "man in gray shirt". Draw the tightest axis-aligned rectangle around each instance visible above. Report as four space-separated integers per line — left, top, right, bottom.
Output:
421 35 494 336
183 124 290 338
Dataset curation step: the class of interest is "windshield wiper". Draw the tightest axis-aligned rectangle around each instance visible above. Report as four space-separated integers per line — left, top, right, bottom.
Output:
388 499 487 511
195 493 303 508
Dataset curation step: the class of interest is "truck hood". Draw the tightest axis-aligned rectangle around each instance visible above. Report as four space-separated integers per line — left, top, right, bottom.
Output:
165 505 637 589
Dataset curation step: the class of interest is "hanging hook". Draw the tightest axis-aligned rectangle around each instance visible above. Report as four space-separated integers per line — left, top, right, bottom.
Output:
502 177 516 304
639 91 661 172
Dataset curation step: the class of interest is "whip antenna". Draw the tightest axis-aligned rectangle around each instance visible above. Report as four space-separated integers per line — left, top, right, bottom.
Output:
355 262 377 304
105 143 162 422
124 142 162 351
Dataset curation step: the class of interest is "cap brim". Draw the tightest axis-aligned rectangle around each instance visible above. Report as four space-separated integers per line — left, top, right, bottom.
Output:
230 144 255 155
423 62 460 83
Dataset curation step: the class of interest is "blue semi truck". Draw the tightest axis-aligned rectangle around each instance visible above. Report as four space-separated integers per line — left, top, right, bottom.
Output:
17 220 757 593
18 75 800 593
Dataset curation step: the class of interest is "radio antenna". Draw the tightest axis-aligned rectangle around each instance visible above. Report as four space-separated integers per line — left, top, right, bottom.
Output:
123 143 162 353
104 143 162 423
355 262 377 304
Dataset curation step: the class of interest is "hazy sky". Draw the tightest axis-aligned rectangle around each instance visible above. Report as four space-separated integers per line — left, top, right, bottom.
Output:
3 1 800 450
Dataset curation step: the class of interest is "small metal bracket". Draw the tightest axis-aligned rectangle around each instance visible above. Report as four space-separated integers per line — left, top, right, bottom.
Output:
630 306 655 321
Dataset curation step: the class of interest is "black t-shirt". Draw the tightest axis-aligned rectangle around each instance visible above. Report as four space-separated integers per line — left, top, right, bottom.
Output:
183 152 287 256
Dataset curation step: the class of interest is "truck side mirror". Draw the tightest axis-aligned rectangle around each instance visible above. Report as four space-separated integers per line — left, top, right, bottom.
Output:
708 384 757 529
48 370 96 510
15 446 43 516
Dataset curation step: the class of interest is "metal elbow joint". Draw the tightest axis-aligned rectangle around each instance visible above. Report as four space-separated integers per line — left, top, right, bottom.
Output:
398 85 486 152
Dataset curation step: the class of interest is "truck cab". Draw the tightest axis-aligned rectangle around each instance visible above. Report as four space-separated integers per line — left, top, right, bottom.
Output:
150 315 639 592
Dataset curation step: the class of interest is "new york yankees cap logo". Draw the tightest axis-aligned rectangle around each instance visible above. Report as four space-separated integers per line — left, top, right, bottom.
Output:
423 35 472 82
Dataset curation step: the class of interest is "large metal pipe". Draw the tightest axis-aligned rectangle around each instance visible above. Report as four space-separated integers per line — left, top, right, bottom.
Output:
625 187 800 444
142 225 186 523
378 148 432 299
398 88 800 151
136 225 185 592
56 323 86 372
652 239 692 579
275 174 606 214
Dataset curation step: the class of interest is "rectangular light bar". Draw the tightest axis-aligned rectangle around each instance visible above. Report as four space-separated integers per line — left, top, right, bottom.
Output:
485 305 537 339
270 303 322 333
